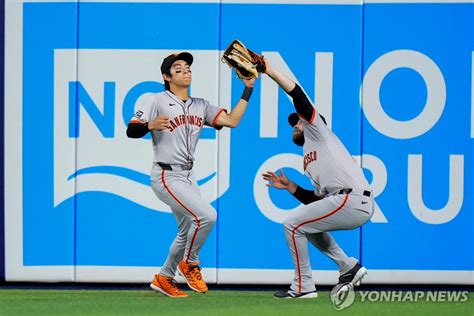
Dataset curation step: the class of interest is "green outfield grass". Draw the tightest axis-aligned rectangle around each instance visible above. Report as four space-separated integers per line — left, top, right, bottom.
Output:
0 289 472 316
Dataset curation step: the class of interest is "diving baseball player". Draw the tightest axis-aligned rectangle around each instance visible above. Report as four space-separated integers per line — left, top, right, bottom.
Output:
127 52 256 298
261 61 374 299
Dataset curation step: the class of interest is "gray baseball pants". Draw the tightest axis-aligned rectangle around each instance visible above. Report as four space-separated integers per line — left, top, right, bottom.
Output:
283 190 374 293
150 165 217 278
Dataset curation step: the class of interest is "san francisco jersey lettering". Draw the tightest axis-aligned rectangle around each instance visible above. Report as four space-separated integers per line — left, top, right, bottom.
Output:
130 91 225 165
302 115 369 195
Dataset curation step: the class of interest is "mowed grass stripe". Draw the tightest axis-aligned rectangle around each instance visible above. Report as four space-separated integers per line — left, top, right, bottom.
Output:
0 290 472 316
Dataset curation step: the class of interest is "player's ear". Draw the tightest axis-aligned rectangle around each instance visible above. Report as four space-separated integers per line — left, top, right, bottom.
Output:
163 73 172 82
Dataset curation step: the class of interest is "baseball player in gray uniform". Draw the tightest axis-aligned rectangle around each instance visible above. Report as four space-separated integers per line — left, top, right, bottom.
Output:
261 61 374 299
127 52 256 298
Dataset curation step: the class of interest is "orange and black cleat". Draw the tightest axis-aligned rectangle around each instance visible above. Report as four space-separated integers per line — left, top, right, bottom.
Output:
150 274 188 298
178 260 208 293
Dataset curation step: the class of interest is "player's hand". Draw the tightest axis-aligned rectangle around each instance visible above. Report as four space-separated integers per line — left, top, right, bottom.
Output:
262 169 292 190
243 77 256 88
148 115 170 131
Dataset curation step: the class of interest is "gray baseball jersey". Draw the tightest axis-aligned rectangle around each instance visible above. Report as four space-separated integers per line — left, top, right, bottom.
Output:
130 90 224 277
302 114 369 195
130 91 226 164
283 111 374 294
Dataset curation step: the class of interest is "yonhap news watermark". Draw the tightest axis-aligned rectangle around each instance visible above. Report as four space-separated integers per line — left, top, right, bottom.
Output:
359 290 469 302
331 290 470 310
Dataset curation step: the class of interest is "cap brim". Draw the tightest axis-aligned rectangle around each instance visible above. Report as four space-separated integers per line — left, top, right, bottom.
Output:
288 113 300 127
172 52 193 67
161 52 194 74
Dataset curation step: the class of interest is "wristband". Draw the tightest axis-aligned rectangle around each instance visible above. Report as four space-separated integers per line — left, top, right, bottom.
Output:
240 87 253 102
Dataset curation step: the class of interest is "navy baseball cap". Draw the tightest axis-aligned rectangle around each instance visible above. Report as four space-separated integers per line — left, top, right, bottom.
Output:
161 52 194 74
288 112 327 126
288 112 300 127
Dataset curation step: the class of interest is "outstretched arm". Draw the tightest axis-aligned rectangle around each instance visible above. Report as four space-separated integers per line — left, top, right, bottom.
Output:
213 78 256 128
264 62 316 122
262 169 298 193
262 169 323 204
264 63 296 93
262 169 323 205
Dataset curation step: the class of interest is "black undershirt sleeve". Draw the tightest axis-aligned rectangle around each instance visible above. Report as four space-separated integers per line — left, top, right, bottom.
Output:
288 84 315 122
126 122 149 138
292 185 323 205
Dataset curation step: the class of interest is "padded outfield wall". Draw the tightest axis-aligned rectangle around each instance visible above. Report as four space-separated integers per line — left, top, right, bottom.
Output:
2 0 473 284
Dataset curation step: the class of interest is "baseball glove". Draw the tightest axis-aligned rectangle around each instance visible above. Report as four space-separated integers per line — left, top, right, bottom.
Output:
221 40 266 79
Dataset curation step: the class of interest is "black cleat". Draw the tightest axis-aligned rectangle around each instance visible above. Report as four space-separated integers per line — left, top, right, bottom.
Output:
273 289 318 299
331 262 367 297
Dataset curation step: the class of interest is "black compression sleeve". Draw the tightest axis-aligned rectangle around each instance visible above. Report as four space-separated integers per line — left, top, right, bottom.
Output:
292 185 322 205
288 84 315 122
126 122 149 138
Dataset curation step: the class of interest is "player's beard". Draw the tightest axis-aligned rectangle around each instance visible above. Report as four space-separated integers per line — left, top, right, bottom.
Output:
292 129 305 146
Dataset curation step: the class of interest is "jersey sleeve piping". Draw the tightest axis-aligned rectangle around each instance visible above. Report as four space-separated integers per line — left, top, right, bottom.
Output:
211 108 227 128
309 107 316 124
130 118 144 124
297 107 316 124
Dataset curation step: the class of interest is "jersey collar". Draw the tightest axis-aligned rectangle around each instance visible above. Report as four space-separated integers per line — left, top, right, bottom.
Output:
165 90 193 107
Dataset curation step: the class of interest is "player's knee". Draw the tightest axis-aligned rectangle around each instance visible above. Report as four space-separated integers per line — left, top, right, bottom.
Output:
283 218 296 232
200 209 217 226
209 210 218 224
